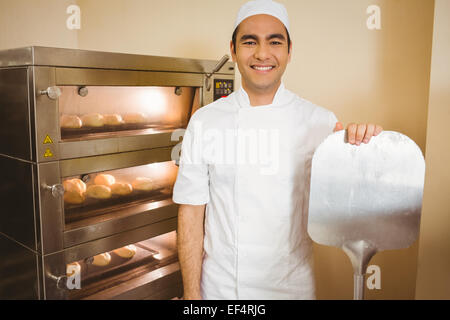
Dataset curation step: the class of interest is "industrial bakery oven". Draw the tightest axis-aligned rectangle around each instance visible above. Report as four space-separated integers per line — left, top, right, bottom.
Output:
0 46 235 299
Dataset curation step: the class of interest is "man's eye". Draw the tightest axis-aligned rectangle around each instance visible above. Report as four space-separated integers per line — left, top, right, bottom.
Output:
270 41 283 45
242 41 256 45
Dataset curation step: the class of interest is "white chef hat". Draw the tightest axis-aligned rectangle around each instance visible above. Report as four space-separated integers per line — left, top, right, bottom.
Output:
234 0 290 32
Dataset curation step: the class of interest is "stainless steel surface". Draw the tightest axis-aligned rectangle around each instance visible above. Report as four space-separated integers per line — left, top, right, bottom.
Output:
34 66 61 163
39 86 61 100
0 232 40 299
60 146 173 177
46 270 68 290
0 68 33 160
308 131 425 300
0 46 235 75
42 250 67 299
73 232 181 300
55 67 203 87
0 156 38 250
0 46 235 299
43 183 64 198
64 200 178 247
44 219 178 300
342 240 377 300
205 54 230 91
59 130 177 160
63 217 177 264
91 262 182 300
38 161 64 254
211 55 231 74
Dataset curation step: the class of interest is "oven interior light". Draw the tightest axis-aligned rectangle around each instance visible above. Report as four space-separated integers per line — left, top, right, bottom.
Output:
137 87 168 117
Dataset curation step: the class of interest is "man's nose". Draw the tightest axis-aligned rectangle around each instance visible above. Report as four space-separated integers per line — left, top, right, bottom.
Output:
254 43 270 61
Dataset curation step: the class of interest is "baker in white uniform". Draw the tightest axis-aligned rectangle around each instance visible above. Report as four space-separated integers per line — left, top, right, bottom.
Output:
173 0 383 300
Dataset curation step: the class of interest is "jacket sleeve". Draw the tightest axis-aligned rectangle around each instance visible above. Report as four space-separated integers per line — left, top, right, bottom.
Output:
172 117 210 205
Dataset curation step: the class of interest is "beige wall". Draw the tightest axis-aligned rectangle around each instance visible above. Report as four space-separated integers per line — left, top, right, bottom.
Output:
0 0 438 299
76 0 243 86
0 0 78 50
415 0 450 300
286 0 434 300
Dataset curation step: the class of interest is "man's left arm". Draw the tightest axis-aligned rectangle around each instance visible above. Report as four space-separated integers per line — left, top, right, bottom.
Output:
334 122 383 145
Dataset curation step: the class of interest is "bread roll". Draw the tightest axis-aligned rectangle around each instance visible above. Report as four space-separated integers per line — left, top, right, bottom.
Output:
60 115 82 129
111 182 133 196
123 113 147 124
64 190 86 205
81 113 104 127
92 253 111 267
86 185 112 199
66 262 81 277
104 114 123 126
131 177 154 191
63 179 87 193
113 245 137 259
63 179 86 204
94 174 116 187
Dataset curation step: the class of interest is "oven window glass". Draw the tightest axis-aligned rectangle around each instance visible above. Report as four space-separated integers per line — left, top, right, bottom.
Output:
66 231 179 300
59 86 199 140
63 161 178 226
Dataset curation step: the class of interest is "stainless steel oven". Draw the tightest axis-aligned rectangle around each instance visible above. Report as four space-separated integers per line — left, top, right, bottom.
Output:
0 46 235 299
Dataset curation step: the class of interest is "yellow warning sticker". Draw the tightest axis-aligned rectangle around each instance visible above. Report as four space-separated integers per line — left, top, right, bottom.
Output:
43 135 53 144
44 148 53 158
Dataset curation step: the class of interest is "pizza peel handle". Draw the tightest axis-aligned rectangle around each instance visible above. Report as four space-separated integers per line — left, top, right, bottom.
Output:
307 131 425 300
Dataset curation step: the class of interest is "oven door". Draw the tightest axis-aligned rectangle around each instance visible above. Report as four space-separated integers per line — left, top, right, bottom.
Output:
44 230 182 300
38 148 179 253
33 66 202 162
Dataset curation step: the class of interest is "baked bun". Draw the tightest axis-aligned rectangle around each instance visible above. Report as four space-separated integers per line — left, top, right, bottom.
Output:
66 262 81 277
94 174 116 187
60 115 82 129
131 177 154 191
64 178 87 193
123 113 147 124
104 114 123 126
111 182 133 196
113 245 137 259
92 253 111 267
86 185 112 199
81 113 104 127
63 179 86 204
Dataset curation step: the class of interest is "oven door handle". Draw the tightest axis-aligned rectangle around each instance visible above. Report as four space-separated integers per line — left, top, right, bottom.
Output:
46 271 68 290
42 183 65 198
39 86 62 100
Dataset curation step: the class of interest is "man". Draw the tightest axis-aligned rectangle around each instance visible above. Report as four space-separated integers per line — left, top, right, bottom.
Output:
173 0 382 300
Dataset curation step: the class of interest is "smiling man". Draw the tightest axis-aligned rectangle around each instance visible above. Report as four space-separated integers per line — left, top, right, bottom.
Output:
173 0 382 300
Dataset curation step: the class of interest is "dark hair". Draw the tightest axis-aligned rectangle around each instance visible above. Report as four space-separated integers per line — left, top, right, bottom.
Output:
231 25 291 53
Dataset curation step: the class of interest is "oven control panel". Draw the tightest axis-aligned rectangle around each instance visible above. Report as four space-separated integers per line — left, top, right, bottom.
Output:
213 79 234 101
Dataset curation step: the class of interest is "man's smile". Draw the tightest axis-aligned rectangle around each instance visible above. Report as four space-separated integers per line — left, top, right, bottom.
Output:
251 65 275 72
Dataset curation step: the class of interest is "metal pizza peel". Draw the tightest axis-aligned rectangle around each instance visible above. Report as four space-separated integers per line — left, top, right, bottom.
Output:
307 131 425 300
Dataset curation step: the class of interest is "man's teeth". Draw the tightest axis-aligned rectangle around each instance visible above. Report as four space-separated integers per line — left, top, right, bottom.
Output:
253 66 273 71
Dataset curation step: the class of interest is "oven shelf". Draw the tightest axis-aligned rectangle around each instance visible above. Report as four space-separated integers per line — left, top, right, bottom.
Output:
65 187 173 225
63 197 178 248
61 125 180 142
68 231 180 300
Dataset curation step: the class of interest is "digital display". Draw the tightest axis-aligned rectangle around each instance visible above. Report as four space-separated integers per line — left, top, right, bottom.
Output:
213 79 234 101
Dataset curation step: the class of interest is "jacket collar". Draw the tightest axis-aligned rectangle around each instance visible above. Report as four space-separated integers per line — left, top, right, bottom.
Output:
236 82 287 109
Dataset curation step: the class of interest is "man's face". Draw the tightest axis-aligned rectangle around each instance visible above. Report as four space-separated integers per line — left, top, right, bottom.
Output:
231 14 292 95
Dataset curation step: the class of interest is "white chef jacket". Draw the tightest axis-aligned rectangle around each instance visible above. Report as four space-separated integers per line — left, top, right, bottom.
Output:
173 83 337 300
